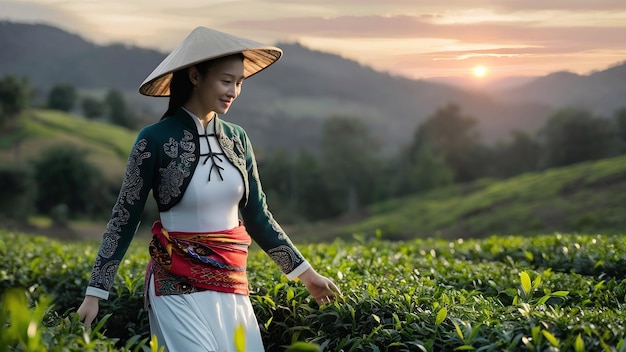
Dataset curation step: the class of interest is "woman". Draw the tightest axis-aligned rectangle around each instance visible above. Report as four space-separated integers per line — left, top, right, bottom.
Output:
77 26 341 351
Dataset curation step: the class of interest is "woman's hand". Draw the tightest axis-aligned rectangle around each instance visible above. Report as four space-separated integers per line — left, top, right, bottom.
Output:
299 267 342 305
76 295 100 328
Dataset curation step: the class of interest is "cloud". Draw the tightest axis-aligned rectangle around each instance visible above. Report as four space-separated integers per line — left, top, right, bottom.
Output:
258 0 626 12
229 14 626 48
1 0 625 79
0 0 90 32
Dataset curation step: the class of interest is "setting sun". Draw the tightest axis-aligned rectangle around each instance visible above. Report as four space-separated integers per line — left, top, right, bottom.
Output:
473 65 488 78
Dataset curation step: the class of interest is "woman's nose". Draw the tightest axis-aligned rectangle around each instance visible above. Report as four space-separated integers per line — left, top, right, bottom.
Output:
227 85 237 98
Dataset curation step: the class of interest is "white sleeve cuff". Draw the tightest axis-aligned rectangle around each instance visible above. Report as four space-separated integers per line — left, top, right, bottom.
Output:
286 261 311 281
85 286 110 300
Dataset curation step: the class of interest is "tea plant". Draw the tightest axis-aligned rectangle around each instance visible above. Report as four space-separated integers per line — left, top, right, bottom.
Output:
0 287 154 351
1 230 625 351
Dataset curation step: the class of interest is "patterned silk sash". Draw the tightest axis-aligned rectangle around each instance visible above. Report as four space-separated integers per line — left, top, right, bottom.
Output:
147 220 252 296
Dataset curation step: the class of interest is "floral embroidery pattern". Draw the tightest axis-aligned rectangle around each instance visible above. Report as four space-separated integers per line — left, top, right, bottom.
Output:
101 140 150 257
158 130 196 205
163 137 179 158
99 203 130 258
219 133 246 170
100 260 121 290
268 245 302 273
122 140 151 205
264 210 288 241
232 135 245 156
90 139 151 290
250 155 262 186
158 160 185 203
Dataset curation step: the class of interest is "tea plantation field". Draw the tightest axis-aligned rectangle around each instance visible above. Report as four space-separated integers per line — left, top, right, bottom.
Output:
1 230 625 351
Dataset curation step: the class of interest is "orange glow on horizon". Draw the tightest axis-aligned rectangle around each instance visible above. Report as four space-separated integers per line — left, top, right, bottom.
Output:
472 65 488 78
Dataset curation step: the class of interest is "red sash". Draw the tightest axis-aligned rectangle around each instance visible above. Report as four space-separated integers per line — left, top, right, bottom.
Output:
147 221 251 296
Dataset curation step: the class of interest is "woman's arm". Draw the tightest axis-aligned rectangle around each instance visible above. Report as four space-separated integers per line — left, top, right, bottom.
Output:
238 129 310 277
79 130 156 323
238 130 341 302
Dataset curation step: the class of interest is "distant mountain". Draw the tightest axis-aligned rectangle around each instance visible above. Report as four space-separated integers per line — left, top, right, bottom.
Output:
0 21 577 153
0 22 164 91
234 42 552 150
498 62 626 117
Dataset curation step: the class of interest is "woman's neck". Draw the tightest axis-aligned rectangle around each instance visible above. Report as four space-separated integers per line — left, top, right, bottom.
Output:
182 103 215 128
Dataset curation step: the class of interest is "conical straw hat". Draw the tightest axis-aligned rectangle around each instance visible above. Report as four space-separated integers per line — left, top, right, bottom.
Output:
139 26 282 97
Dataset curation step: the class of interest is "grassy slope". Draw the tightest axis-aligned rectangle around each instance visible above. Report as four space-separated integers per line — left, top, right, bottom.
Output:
0 109 136 181
293 155 626 242
2 109 625 243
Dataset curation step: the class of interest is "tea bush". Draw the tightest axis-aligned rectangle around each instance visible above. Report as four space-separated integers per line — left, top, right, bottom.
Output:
1 230 625 351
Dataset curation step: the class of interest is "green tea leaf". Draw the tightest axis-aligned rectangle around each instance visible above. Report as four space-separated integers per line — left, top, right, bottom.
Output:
537 295 550 305
150 334 164 352
524 250 534 261
594 281 605 291
234 323 246 352
532 275 542 290
287 288 295 301
284 341 320 352
453 320 464 341
264 317 273 330
531 326 541 343
520 272 532 296
436 307 447 326
574 333 585 352
542 330 559 347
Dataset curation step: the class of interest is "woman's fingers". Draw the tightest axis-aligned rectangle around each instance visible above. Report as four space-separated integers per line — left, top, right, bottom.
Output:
76 296 100 328
316 281 342 305
83 312 95 327
328 279 341 295
317 295 332 305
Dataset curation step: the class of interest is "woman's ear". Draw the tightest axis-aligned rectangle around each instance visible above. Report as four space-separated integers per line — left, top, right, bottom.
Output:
187 66 200 85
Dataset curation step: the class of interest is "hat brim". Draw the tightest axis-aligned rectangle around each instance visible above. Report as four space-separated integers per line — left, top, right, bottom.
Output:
139 27 283 97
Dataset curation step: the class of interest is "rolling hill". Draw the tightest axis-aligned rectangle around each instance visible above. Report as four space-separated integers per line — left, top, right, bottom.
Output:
2 21 624 154
0 109 136 182
1 21 552 154
2 109 625 243
292 154 626 242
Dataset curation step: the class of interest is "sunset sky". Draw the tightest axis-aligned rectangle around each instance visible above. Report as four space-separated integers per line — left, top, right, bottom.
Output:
3 0 626 84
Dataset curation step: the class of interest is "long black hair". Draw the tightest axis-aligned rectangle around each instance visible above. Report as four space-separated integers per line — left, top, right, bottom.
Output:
161 53 245 119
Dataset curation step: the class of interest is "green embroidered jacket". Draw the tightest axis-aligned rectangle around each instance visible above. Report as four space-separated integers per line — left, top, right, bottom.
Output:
86 108 309 299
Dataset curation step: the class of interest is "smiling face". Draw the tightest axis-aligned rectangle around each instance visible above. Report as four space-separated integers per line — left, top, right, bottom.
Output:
187 55 245 117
